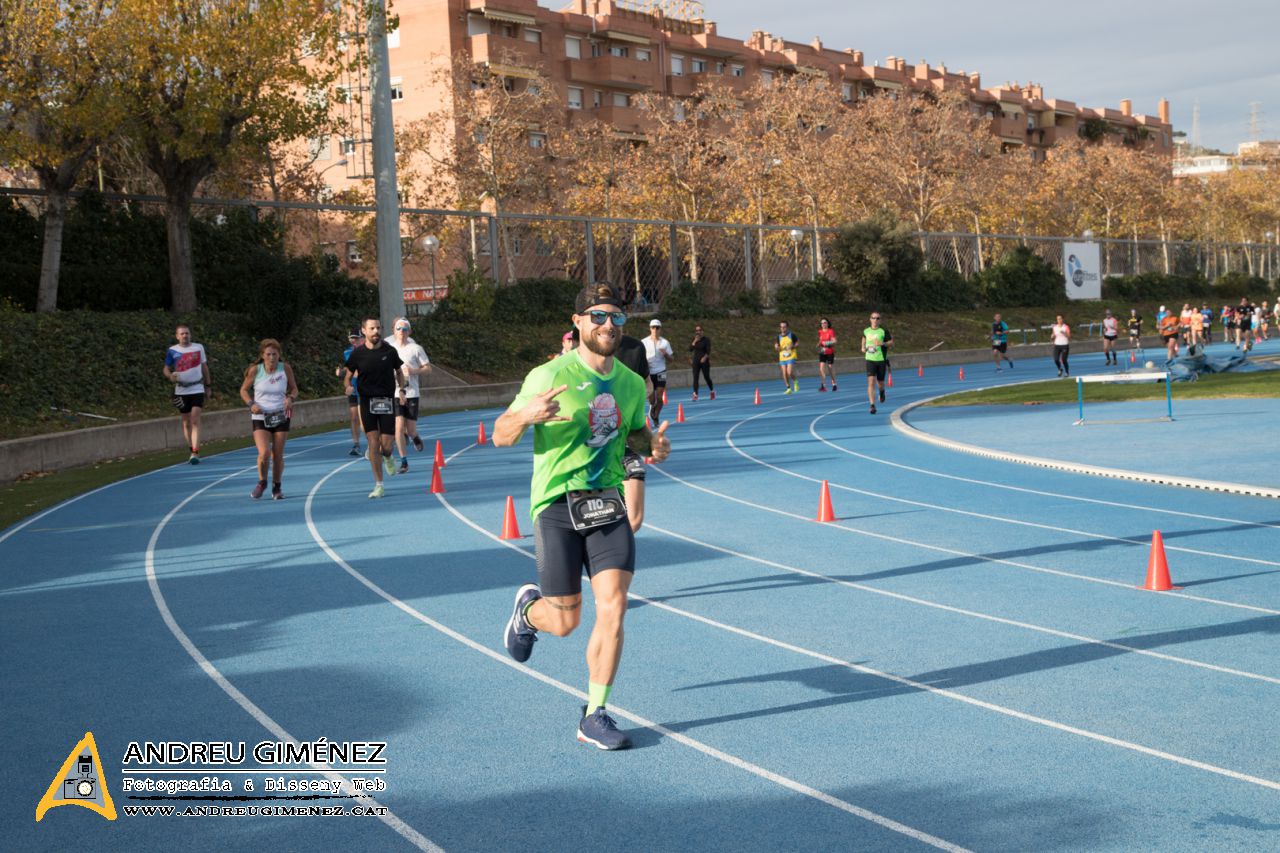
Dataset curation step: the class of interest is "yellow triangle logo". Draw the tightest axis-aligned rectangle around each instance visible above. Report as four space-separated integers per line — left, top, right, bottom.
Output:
35 732 116 822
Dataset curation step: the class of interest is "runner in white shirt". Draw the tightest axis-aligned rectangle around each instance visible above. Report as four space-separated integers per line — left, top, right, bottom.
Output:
1051 315 1071 378
390 317 432 474
1101 309 1119 365
163 324 212 464
642 319 674 422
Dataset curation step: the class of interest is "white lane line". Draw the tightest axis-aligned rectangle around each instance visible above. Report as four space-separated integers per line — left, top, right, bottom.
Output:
144 448 442 853
642 524 1280 685
422 458 1280 795
675 406 1280 616
302 457 969 852
765 404 1280 571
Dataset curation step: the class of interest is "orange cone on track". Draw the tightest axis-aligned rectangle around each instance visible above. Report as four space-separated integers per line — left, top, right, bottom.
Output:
500 496 522 539
815 480 836 523
662 388 668 406
887 373 894 388
477 422 488 445
430 461 445 494
676 403 685 423
917 364 924 378
754 388 761 405
958 367 966 381
1140 530 1181 591
434 440 446 468
1130 351 1136 364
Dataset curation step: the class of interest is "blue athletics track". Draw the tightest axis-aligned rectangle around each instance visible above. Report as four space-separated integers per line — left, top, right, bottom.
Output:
3 338 1278 852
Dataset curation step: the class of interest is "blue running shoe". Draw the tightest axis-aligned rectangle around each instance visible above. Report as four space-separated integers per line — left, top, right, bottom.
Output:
577 705 631 750
504 583 540 662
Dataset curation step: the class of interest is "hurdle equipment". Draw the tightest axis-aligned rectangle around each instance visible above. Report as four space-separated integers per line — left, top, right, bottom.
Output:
676 403 685 423
815 480 836 523
434 440 446 468
430 461 445 494
500 496 522 539
477 421 488 445
1140 530 1181 591
1075 370 1172 425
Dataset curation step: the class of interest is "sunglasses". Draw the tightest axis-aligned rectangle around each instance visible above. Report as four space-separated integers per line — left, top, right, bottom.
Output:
870 315 881 320
586 310 627 327
395 325 410 331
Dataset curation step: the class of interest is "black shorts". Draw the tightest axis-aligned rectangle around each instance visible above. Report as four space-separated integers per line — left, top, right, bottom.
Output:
1162 334 1177 342
865 361 887 379
395 397 420 421
818 352 835 364
533 497 635 598
251 417 291 434
359 398 397 434
992 342 1008 353
172 393 204 414
347 394 359 407
651 371 667 387
622 450 646 482
1104 334 1117 342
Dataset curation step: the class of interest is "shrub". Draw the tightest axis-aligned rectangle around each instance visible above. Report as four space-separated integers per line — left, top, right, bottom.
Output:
1213 271 1268 299
979 246 1062 307
491 277 579 324
827 210 922 310
661 279 719 319
433 266 497 321
774 277 851 315
725 288 764 315
1103 271 1210 302
917 265 979 310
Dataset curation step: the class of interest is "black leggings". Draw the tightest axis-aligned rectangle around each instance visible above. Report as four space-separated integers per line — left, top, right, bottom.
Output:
691 361 713 394
649 384 665 422
1053 345 1070 375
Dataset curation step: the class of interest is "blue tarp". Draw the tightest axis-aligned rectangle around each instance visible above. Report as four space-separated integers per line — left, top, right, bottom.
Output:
1165 350 1272 381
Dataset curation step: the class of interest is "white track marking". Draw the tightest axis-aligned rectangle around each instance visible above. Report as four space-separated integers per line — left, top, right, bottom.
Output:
421 453 1280 795
302 461 968 852
144 447 442 853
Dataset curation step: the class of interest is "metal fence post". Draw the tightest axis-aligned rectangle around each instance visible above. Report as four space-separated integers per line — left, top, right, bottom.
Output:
669 223 679 290
809 229 819 279
487 215 501 283
584 218 596 284
743 228 753 298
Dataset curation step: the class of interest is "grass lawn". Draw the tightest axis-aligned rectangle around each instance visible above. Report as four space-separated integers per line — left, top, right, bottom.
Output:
925 368 1280 407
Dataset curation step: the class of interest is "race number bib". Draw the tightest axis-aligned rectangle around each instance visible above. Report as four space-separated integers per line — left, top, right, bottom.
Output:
263 411 287 429
368 397 393 415
566 489 627 531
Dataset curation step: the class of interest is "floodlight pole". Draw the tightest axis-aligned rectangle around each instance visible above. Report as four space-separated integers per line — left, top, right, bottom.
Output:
367 0 405 329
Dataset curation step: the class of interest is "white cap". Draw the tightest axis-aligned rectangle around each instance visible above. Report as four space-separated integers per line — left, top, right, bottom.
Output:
650 319 662 327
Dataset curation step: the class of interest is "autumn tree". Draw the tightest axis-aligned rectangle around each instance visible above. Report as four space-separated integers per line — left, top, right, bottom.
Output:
114 0 348 311
0 0 122 312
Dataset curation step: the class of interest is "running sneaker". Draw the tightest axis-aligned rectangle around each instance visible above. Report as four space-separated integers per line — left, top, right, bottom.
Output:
818 385 827 392
504 583 541 662
792 381 800 392
349 444 361 457
411 435 424 452
578 705 632 750
189 453 200 465
250 481 266 500
709 391 715 400
382 455 396 477
398 458 409 475
783 386 794 395
368 483 385 499
271 484 284 501
830 384 836 392
869 404 877 414
879 388 886 403
691 392 699 401
1007 361 1013 369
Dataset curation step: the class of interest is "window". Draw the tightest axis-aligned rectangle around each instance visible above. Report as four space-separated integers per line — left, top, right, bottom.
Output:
593 89 603 107
590 40 603 57
534 236 552 256
347 241 362 264
716 62 725 74
636 48 651 62
309 135 331 160
731 64 744 77
341 137 356 155
612 92 630 108
567 86 583 109
565 36 582 59
491 21 516 38
320 241 337 257
760 69 774 87
524 28 541 45
390 76 403 101
691 58 706 73
467 14 487 37
673 101 686 121
529 131 547 149
609 44 628 58
841 82 852 102
670 54 684 76
386 28 400 49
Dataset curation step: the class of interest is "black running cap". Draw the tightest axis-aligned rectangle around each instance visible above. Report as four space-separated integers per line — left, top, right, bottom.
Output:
575 284 622 313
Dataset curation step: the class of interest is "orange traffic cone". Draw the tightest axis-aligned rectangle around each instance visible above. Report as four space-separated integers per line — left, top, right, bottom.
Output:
1140 530 1181 591
887 373 894 388
434 439 446 468
500 496 522 539
958 367 966 381
430 461 445 494
1129 351 1136 364
676 403 685 423
754 388 761 405
917 364 924 378
662 388 668 406
815 480 836 523
477 421 487 445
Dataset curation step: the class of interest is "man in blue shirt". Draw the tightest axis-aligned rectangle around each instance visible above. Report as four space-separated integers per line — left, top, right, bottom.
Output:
339 329 363 456
991 313 1014 372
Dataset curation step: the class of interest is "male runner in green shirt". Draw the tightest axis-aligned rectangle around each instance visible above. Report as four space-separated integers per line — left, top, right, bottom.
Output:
863 311 893 414
495 284 671 750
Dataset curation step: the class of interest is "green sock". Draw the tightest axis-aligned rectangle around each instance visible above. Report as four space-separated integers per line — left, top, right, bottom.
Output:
586 682 612 715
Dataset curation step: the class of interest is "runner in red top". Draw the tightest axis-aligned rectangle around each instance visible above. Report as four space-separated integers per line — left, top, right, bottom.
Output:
816 318 838 392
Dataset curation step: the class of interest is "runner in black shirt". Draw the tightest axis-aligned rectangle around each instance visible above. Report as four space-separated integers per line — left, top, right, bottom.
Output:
690 326 714 399
615 332 651 532
346 317 408 498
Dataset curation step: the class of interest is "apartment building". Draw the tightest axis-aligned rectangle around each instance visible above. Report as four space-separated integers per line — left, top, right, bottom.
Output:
314 0 1173 198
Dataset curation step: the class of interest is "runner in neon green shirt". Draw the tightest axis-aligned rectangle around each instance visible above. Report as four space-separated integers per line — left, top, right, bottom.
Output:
494 284 671 751
862 311 893 414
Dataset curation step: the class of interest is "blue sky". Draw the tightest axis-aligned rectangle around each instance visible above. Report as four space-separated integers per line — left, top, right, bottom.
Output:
707 1 1279 153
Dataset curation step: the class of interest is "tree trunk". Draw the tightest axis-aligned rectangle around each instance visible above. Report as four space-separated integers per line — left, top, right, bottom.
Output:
36 190 70 313
164 187 198 312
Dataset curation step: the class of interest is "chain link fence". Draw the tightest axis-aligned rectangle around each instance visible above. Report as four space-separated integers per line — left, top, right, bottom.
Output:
4 187 1278 313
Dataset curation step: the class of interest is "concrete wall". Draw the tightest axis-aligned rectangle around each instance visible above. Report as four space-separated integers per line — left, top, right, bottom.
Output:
0 335 1158 481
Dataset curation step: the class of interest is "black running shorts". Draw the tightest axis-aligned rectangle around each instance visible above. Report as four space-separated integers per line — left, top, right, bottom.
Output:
395 397 420 420
818 352 835 364
534 496 635 598
359 398 396 434
251 417 291 434
992 342 1008 353
865 361 887 379
173 393 204 414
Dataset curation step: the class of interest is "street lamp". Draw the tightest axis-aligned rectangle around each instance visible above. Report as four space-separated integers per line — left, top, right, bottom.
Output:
1082 229 1094 241
422 234 440 298
1266 232 1275 282
789 228 804 280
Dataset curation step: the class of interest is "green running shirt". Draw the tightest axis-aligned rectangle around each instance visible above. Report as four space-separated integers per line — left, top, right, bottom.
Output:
863 326 889 361
508 350 648 520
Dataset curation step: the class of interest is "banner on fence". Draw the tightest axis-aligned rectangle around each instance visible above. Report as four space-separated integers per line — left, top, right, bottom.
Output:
1062 242 1102 300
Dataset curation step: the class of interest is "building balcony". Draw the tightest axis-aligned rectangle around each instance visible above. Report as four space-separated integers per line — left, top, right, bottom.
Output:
668 71 751 97
565 55 658 90
468 33 546 74
584 104 649 135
